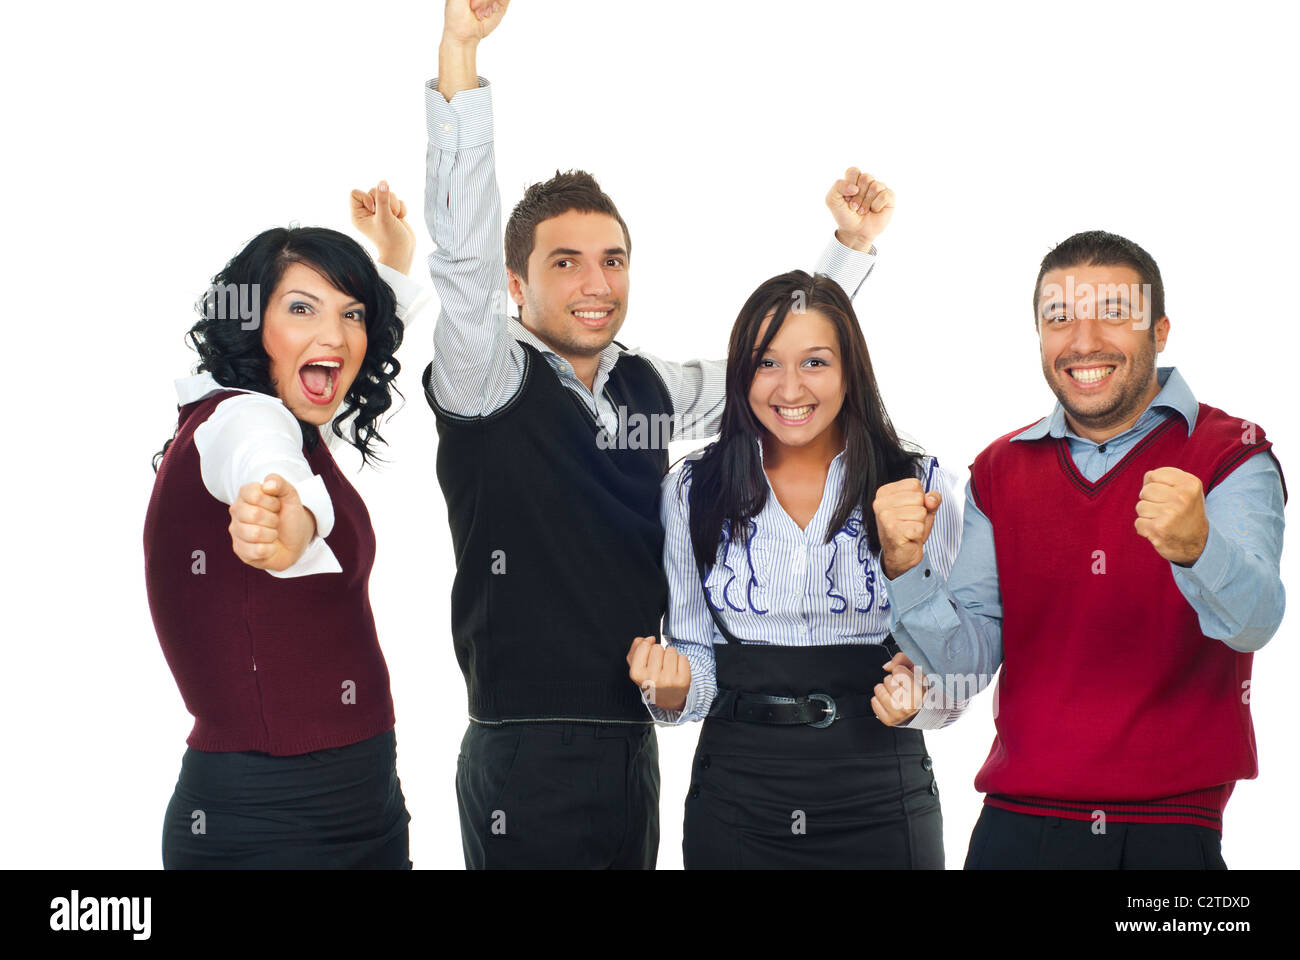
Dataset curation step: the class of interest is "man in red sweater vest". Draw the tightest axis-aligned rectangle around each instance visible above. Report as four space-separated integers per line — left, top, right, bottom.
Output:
873 231 1286 868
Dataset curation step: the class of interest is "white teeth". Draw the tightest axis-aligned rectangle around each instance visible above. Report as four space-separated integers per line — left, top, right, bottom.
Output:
776 405 814 420
1070 366 1116 384
574 311 609 319
310 360 341 368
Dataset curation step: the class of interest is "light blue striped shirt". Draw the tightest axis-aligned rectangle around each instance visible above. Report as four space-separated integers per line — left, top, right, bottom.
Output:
887 366 1287 689
650 440 967 730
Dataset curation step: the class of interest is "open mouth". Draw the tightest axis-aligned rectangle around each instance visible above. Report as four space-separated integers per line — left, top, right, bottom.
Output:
299 357 341 405
571 307 613 329
773 404 816 425
1065 364 1117 390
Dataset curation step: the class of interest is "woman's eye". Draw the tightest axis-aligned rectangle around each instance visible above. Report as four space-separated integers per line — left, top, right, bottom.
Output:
290 302 313 315
345 310 365 322
804 358 827 367
758 358 777 368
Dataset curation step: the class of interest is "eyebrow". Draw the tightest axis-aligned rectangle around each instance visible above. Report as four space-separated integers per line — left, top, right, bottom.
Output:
284 290 364 309
545 247 628 259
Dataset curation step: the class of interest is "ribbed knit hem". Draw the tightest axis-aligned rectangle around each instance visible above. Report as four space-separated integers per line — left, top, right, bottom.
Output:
469 680 653 724
185 713 396 757
984 784 1233 832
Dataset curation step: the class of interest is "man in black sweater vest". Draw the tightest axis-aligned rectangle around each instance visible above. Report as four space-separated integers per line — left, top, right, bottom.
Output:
426 0 887 868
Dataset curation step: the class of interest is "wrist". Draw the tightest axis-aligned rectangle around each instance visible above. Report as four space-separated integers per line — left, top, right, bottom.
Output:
377 250 414 276
835 228 877 253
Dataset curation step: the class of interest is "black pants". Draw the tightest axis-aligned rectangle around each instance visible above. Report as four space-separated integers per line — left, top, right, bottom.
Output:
162 728 411 869
456 720 660 869
964 804 1228 869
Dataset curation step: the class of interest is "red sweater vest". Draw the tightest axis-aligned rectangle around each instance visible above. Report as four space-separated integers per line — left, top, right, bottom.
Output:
143 391 396 756
968 404 1279 830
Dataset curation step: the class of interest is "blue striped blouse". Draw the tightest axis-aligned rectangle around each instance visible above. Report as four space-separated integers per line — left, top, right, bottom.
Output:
647 438 967 730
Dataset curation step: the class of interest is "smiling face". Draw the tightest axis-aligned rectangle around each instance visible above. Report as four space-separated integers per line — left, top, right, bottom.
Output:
507 209 629 358
260 261 368 425
1036 262 1170 440
747 307 847 453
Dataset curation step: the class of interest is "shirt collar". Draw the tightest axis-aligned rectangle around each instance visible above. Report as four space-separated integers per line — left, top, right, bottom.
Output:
1012 365 1198 443
507 316 625 380
174 371 264 406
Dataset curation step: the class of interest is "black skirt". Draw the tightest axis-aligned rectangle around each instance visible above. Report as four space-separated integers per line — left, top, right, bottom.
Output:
162 728 411 869
683 643 944 869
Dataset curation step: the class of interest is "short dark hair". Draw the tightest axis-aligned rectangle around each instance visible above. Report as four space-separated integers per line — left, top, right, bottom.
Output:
504 169 631 281
1032 230 1165 328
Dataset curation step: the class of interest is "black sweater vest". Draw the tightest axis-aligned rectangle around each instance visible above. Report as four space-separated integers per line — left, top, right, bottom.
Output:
425 341 673 722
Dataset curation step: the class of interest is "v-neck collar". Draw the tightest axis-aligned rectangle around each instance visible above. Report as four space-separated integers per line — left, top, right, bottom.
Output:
1053 415 1177 498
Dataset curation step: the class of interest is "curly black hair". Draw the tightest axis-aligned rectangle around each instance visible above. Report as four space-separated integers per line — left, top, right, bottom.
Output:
153 226 404 470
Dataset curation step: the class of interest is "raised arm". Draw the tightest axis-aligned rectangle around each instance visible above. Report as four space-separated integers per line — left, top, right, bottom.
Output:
424 1 522 418
648 167 897 441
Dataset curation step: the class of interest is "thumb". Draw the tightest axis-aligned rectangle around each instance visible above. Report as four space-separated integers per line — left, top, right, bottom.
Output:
376 181 395 224
924 491 943 513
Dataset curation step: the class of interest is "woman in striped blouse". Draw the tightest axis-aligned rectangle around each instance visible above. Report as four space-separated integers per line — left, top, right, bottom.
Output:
626 172 966 867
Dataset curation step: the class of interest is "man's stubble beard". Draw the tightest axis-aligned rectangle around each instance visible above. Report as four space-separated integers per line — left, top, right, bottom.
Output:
1042 332 1158 433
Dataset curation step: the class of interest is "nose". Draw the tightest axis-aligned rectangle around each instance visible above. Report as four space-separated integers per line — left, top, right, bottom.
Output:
578 259 612 298
1069 314 1104 357
315 312 346 348
776 363 807 402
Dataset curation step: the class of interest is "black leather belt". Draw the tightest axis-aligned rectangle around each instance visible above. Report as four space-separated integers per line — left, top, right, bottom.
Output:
707 690 877 727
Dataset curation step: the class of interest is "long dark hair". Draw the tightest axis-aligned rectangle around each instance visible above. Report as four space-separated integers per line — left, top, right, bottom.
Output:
686 269 923 573
153 226 403 470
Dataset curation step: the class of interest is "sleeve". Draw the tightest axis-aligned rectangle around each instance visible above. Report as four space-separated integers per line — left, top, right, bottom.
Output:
645 465 720 725
1169 451 1287 652
424 76 527 418
193 393 342 578
895 461 971 729
887 479 1003 695
635 237 878 442
376 261 433 330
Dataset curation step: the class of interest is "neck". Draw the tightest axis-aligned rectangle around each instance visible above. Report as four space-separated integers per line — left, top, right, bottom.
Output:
1064 378 1162 443
521 317 600 391
761 422 845 474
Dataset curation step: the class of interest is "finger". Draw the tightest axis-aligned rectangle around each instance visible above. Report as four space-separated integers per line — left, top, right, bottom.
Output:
1144 467 1194 487
395 196 408 220
924 491 943 513
1134 517 1157 541
863 180 885 210
376 181 395 223
1134 499 1164 520
646 643 665 676
626 636 652 671
350 189 372 215
1137 482 1180 504
674 652 692 684
261 473 287 497
231 521 278 544
230 502 279 527
869 186 895 213
236 482 282 513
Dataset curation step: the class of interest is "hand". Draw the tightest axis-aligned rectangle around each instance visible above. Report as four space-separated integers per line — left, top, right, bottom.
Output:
442 0 509 46
826 166 895 252
228 473 317 572
872 477 942 579
350 181 416 275
1135 467 1210 566
871 652 925 726
626 636 691 712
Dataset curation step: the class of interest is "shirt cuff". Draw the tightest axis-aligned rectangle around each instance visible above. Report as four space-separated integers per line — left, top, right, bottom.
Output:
375 261 432 324
816 236 877 298
884 548 941 618
425 76 493 150
267 533 343 579
293 471 335 540
1172 521 1232 594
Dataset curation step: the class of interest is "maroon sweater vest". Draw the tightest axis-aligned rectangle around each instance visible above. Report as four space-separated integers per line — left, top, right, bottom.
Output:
968 404 1279 830
144 390 396 756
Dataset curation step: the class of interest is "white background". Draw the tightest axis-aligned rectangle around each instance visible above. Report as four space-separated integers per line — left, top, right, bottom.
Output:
2 0 1296 870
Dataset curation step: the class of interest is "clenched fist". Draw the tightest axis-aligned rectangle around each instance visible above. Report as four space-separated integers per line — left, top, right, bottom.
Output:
872 478 942 579
350 180 416 275
872 652 926 726
626 636 691 712
228 473 318 572
827 166 895 252
1135 467 1209 566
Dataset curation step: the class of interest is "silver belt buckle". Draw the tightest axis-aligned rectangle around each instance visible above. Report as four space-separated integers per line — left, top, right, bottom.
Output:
807 692 836 728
